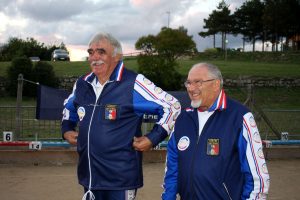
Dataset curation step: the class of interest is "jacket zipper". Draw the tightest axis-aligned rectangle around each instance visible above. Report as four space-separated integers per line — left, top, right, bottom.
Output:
189 111 217 199
223 182 233 200
86 99 98 190
86 81 105 190
189 134 201 199
189 110 206 199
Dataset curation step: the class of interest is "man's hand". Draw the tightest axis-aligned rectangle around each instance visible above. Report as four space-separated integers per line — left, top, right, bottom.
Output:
63 131 78 145
133 136 153 151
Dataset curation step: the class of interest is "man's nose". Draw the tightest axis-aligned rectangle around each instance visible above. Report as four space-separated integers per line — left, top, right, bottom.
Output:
88 53 101 62
91 52 100 59
187 83 197 90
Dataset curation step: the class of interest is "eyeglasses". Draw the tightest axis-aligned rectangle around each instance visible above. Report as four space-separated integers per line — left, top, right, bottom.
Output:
184 79 215 88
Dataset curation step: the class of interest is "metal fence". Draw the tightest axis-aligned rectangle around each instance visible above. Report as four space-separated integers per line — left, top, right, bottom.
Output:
0 106 62 141
0 106 299 141
255 109 300 140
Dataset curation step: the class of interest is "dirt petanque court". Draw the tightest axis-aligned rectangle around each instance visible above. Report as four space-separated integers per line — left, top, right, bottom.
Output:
0 148 299 200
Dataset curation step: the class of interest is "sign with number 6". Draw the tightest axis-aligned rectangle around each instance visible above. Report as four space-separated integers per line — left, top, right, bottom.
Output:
3 131 13 142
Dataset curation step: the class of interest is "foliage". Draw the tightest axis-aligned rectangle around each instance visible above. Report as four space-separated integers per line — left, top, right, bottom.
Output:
155 27 197 62
233 0 264 51
0 37 67 61
1 52 300 78
204 48 219 54
5 57 59 97
137 55 182 91
136 27 196 63
134 35 157 54
32 61 60 88
200 0 300 51
193 51 300 64
6 57 35 96
199 0 233 50
263 0 300 51
135 27 196 90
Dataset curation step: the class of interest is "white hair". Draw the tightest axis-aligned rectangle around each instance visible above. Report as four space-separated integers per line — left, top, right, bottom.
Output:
89 32 123 57
191 62 223 88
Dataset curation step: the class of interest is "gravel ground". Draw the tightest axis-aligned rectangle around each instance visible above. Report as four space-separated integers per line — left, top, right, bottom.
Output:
0 159 299 200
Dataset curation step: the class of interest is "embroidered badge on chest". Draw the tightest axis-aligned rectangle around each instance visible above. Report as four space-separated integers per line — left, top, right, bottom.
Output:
105 104 117 120
207 139 220 156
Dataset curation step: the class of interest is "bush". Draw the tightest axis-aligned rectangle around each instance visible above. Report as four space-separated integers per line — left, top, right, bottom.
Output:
204 48 219 53
32 61 59 88
137 55 182 91
6 57 34 96
6 57 59 97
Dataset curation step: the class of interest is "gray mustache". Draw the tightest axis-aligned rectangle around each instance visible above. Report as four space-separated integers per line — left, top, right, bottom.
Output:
91 60 105 66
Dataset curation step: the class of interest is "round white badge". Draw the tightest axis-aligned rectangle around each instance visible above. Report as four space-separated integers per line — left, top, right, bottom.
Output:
249 116 257 127
165 93 174 101
143 77 152 85
262 163 268 174
253 132 261 143
154 87 163 94
77 107 85 121
177 136 190 151
173 102 181 110
257 147 265 159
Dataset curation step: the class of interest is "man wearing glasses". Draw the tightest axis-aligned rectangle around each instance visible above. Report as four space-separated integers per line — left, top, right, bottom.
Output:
162 63 270 200
62 32 181 200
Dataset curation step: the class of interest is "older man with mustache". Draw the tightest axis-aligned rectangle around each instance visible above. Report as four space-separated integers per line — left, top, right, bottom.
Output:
62 32 181 200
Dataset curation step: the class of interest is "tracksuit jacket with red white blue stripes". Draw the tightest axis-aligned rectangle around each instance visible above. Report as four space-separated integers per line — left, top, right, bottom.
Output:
162 90 270 200
61 60 181 190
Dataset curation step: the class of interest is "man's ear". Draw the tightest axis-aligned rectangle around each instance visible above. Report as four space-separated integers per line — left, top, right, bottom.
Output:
214 79 221 91
113 53 122 62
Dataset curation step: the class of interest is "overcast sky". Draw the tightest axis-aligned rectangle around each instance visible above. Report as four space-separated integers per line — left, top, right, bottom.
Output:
0 0 246 61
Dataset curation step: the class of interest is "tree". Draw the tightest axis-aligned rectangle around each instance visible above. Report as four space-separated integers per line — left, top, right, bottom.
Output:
155 26 197 63
135 27 196 90
233 0 265 52
136 27 196 63
199 11 219 48
137 55 182 90
263 0 300 51
199 0 300 52
216 1 233 50
199 0 233 50
135 35 157 54
6 57 59 97
32 62 59 88
0 37 64 61
6 57 35 96
59 42 68 51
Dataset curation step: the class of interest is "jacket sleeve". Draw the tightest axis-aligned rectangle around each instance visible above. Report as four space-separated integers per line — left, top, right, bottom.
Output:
162 132 178 200
133 74 181 146
61 81 79 136
238 112 270 200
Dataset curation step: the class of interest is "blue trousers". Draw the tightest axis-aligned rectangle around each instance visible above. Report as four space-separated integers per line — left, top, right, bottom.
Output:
83 188 137 200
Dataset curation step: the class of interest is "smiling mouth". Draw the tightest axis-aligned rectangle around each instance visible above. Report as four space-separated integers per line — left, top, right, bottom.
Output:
190 91 201 98
93 64 103 68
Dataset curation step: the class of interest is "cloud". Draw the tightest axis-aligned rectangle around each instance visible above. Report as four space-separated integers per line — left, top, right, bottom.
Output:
0 0 247 60
2 0 93 21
